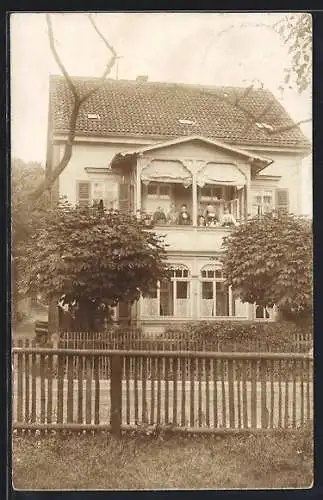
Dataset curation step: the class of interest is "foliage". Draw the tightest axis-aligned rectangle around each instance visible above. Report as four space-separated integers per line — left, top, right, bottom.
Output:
275 13 312 93
24 202 168 329
162 320 312 352
11 159 49 319
222 213 312 323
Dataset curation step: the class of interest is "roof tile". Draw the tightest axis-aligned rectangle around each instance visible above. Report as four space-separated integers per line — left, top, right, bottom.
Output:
49 75 310 149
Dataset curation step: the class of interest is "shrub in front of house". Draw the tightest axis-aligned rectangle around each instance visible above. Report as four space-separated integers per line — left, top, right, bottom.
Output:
161 321 312 352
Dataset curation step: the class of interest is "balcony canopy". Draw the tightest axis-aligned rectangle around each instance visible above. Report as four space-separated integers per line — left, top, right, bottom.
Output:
141 159 192 187
197 162 246 189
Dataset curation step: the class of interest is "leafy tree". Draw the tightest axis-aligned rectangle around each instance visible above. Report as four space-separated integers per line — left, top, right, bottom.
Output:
275 13 312 93
11 159 48 321
23 203 168 331
222 213 312 323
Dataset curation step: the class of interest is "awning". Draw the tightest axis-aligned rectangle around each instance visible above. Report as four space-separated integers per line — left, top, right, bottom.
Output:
197 162 246 188
141 159 192 187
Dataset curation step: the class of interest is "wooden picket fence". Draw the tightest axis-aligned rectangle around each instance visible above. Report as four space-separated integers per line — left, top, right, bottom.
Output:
12 340 313 435
59 330 312 353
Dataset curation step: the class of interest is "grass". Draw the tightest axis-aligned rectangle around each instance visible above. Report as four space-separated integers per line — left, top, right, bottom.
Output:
12 427 313 490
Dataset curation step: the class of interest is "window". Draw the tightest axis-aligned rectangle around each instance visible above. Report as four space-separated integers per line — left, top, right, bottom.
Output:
141 265 191 318
76 180 118 209
251 189 274 216
254 304 274 321
147 182 171 198
200 263 235 317
200 185 223 200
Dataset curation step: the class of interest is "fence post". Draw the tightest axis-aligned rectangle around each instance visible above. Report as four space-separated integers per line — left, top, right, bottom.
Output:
110 354 122 438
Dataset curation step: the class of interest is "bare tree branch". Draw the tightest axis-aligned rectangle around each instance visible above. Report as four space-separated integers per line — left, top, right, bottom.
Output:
266 118 312 135
30 14 117 204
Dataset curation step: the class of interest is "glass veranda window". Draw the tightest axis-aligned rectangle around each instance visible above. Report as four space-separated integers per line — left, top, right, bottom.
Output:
141 265 191 318
200 264 234 317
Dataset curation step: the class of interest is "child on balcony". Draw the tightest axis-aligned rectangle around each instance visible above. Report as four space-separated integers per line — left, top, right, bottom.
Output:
221 207 237 227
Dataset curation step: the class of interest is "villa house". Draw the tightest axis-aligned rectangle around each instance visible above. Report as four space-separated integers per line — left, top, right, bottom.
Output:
47 75 310 333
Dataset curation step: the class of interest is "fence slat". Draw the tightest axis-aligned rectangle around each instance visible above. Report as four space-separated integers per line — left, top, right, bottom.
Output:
17 339 23 423
213 359 218 428
278 359 282 428
236 360 241 429
165 356 169 424
94 356 100 425
67 354 74 424
111 355 122 437
47 350 53 424
260 359 268 429
242 360 248 429
205 359 210 428
251 360 257 429
221 360 226 428
57 351 64 424
24 339 30 424
306 358 311 421
292 360 297 429
134 356 139 425
40 353 46 424
157 357 162 425
125 356 130 425
77 356 84 424
227 359 235 428
300 360 305 424
269 360 274 428
173 357 178 426
198 358 202 427
150 357 155 425
284 361 289 428
181 357 186 427
85 356 92 425
190 358 194 427
142 356 148 424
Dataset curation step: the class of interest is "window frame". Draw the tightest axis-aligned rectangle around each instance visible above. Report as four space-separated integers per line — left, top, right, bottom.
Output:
147 182 172 199
199 263 234 318
251 188 275 216
141 265 192 318
76 179 119 210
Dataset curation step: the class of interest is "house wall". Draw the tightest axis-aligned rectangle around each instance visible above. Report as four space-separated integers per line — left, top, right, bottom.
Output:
250 150 304 215
55 141 146 204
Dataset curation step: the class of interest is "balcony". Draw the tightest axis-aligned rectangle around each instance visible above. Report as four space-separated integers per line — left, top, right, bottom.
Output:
149 224 232 253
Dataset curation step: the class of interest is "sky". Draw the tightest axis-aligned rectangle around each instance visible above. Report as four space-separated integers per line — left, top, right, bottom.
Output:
10 12 312 213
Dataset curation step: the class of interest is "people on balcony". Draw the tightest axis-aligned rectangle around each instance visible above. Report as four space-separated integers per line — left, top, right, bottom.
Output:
152 206 167 225
221 207 237 227
204 204 219 226
198 215 206 226
178 204 191 225
167 203 179 225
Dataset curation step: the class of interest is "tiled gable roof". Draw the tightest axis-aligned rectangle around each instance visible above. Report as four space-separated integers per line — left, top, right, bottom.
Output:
49 75 310 149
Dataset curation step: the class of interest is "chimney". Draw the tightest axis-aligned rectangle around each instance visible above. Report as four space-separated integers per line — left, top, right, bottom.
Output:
136 75 148 83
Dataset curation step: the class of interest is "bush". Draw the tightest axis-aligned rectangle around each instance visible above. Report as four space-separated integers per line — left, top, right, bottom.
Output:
161 321 312 352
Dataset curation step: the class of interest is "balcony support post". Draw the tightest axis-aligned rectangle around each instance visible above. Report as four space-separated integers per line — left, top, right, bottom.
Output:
136 161 142 213
192 174 198 226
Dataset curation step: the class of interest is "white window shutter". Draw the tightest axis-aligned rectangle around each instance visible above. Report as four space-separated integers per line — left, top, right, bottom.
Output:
77 181 91 207
275 188 289 214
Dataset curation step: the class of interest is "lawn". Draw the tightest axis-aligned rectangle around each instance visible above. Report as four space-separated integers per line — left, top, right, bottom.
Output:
12 428 313 490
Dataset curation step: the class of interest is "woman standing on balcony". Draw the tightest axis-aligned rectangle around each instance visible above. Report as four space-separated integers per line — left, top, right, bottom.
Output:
167 203 178 225
178 204 191 225
204 204 219 226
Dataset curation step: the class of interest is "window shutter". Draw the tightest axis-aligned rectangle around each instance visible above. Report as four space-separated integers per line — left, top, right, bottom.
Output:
275 188 289 214
77 181 91 207
118 301 131 323
119 181 131 213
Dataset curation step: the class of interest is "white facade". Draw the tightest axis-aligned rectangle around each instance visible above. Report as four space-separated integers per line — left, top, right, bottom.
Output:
50 133 308 330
